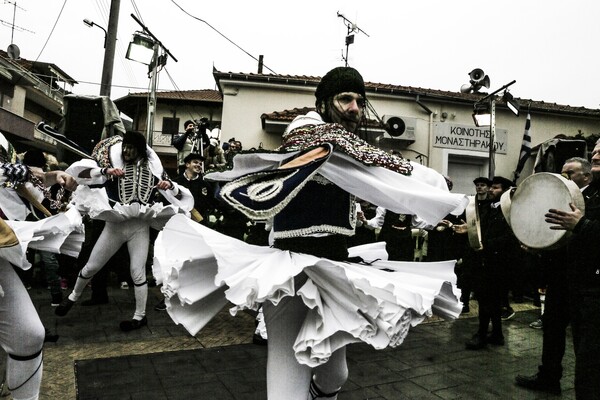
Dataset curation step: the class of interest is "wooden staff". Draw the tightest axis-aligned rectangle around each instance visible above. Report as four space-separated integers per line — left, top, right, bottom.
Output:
15 184 52 218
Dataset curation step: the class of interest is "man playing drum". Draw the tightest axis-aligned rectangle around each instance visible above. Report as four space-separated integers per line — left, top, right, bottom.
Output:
541 148 600 399
516 157 594 395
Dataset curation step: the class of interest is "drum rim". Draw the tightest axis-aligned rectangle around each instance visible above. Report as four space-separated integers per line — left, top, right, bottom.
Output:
509 172 584 249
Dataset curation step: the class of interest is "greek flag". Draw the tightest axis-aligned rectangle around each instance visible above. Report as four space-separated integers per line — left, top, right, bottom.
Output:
514 113 532 181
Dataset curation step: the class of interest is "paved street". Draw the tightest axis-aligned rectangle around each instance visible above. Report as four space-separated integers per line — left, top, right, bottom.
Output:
1 279 574 399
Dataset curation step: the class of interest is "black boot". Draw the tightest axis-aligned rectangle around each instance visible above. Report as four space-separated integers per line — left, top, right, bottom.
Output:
55 298 75 316
487 333 505 346
465 333 487 350
515 373 561 395
119 316 148 332
308 378 339 400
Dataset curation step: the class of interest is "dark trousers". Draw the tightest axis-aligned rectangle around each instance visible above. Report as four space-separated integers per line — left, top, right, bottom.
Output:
539 280 570 381
474 260 506 338
476 286 503 338
571 292 600 399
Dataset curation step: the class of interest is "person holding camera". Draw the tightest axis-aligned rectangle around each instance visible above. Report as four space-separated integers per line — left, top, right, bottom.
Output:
172 119 210 175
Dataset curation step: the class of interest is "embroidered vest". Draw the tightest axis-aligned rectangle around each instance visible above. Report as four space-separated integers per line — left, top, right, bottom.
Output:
105 160 158 205
273 174 356 239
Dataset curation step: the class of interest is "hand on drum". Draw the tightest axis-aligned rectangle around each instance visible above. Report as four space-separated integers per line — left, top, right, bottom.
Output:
451 220 468 234
545 202 583 231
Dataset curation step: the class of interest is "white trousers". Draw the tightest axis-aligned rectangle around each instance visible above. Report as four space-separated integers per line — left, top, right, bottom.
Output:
70 219 150 319
0 260 45 400
263 287 348 400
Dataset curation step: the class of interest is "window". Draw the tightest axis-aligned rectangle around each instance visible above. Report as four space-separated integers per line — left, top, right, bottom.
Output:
162 117 179 136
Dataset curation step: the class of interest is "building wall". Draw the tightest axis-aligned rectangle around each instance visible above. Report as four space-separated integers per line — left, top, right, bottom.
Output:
11 85 26 115
219 81 315 150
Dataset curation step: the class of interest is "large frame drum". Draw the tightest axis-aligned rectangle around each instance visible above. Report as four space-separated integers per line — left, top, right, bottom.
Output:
465 196 483 251
509 172 585 249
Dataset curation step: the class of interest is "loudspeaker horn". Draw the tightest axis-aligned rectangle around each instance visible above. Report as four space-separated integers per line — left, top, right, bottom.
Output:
460 83 473 93
469 68 486 83
480 75 491 89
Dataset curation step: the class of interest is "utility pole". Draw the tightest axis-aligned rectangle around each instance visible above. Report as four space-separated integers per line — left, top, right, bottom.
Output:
128 13 177 146
146 43 159 146
100 0 120 97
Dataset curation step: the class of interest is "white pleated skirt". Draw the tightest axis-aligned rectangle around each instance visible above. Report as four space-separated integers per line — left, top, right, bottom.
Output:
153 215 462 367
69 185 186 230
1 207 85 271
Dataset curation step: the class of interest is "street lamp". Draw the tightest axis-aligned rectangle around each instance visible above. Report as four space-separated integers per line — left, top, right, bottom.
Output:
125 32 155 65
83 1 120 99
472 102 492 127
126 31 159 146
503 91 520 116
83 19 107 48
472 80 519 178
125 14 177 147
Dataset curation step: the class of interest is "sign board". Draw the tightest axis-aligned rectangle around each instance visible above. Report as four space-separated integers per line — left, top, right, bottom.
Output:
433 123 508 154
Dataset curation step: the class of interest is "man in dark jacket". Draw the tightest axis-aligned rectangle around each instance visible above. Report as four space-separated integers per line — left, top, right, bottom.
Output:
516 157 596 395
543 146 600 399
175 152 217 224
465 176 520 350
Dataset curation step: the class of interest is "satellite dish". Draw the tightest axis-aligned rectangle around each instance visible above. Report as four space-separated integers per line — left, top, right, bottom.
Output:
7 44 20 60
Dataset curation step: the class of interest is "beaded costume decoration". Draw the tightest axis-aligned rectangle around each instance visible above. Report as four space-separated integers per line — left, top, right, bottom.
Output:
92 135 122 168
279 123 413 176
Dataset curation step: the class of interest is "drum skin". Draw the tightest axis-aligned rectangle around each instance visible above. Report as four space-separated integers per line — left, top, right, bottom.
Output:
509 172 585 249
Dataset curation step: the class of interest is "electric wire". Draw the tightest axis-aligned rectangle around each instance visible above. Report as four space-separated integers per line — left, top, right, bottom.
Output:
130 0 144 25
30 0 68 63
6 0 215 107
169 0 276 74
163 67 206 122
125 1 214 121
0 64 161 92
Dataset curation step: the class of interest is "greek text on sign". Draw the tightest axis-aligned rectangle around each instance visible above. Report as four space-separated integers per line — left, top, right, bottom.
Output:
433 123 507 154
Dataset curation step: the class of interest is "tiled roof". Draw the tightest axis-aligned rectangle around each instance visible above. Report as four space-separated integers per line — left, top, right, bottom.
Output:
122 89 222 102
0 49 77 83
261 107 313 122
214 70 600 117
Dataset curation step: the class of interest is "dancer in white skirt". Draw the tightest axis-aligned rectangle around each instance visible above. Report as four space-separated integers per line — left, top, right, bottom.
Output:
55 131 193 331
154 67 469 400
1 138 84 400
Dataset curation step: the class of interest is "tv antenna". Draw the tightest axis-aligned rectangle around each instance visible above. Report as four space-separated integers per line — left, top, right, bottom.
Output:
1 1 34 59
337 12 369 67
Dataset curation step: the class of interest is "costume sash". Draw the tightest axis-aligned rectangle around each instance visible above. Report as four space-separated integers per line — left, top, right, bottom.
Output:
219 145 332 220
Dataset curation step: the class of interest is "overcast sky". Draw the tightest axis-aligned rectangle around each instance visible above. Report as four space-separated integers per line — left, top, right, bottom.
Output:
2 0 599 109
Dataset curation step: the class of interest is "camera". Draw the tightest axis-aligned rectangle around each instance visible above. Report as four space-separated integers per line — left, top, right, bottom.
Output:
194 117 209 134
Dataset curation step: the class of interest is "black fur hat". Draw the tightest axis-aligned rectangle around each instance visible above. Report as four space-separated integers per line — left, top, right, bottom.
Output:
315 67 366 108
